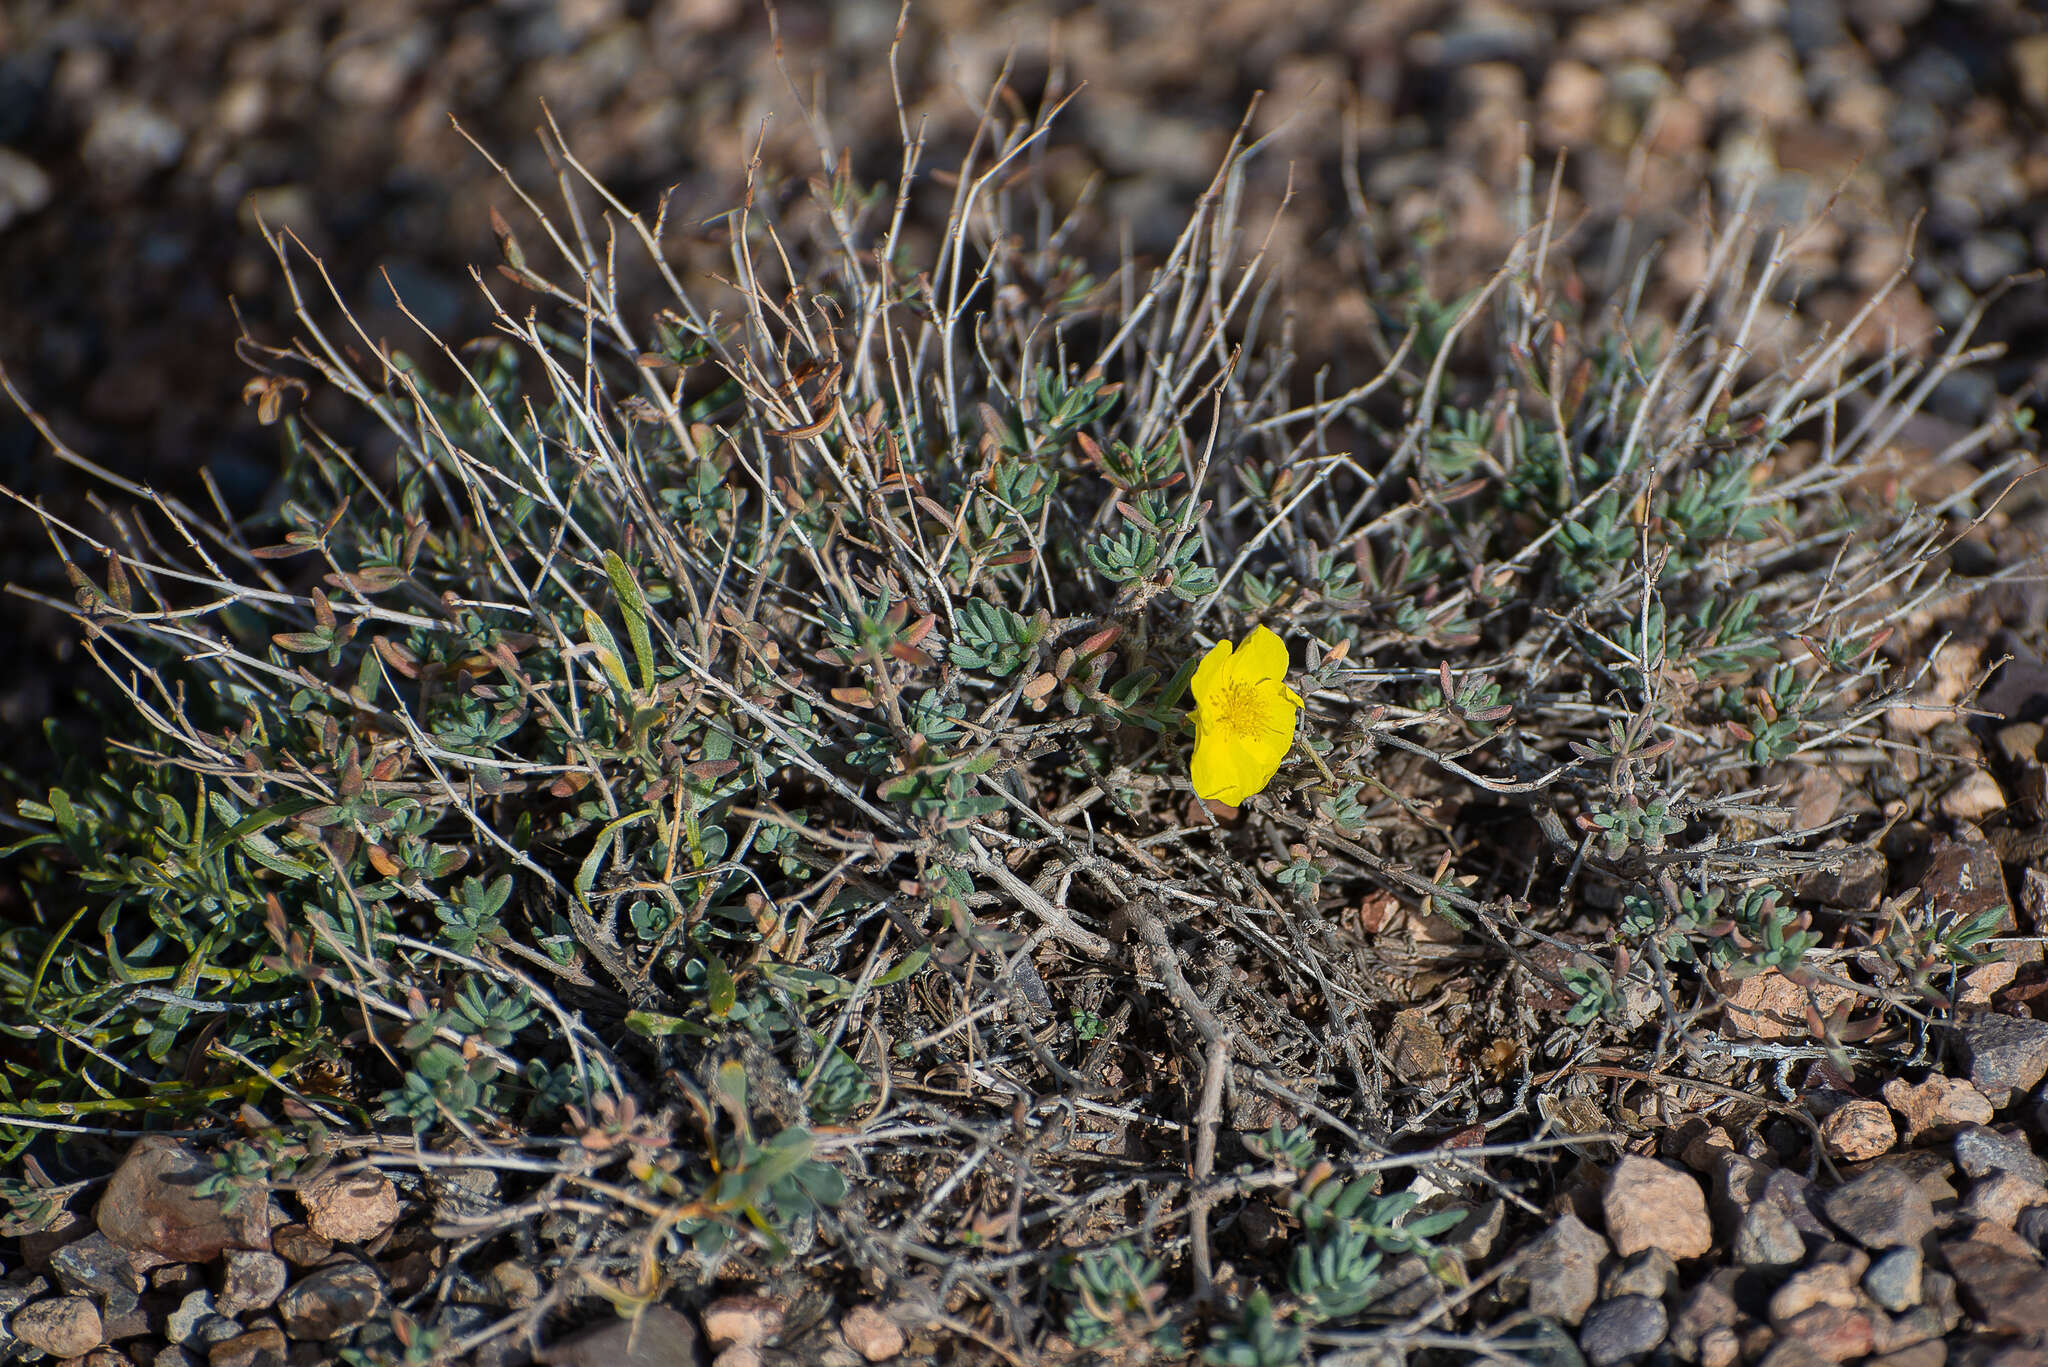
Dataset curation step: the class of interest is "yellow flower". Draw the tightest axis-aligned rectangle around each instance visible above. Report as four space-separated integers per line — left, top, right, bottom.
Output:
1189 625 1303 806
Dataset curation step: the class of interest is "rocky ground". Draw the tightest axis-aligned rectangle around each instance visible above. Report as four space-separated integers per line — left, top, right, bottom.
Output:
5 1 2048 1365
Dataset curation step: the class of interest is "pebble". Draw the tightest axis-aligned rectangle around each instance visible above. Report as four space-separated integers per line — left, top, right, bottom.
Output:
299 1168 401 1244
167 1289 222 1346
0 145 52 231
80 98 187 183
1779 1303 1875 1362
1736 1199 1808 1271
1938 1237 2048 1336
839 1304 904 1363
217 1249 290 1316
1884 1076 1994 1145
1821 1167 1938 1249
1771 1259 1863 1322
1521 1211 1609 1326
209 1324 288 1367
49 1232 148 1300
1602 1248 1678 1301
1700 1325 1741 1367
1759 1337 1832 1367
1604 1156 1712 1260
8 1296 104 1358
1864 1246 1924 1313
1869 1345 1946 1367
268 1225 332 1269
1952 1126 2048 1184
1577 1295 1667 1367
97 1136 272 1264
535 1306 703 1367
1821 1100 1897 1161
701 1295 784 1350
1950 1012 2048 1100
1962 1172 2048 1229
1873 1304 1946 1354
1669 1270 1739 1359
275 1260 385 1341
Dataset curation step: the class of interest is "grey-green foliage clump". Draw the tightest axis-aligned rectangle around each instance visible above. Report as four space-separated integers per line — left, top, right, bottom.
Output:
0 82 2038 1362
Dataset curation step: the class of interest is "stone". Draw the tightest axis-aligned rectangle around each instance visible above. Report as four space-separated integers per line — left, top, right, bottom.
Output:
2017 1204 2048 1252
1604 1157 1712 1260
839 1304 903 1363
1779 1304 1874 1362
1822 1167 1938 1249
536 1306 703 1367
1669 1271 1739 1360
275 1261 384 1341
97 1137 271 1264
0 145 51 232
1723 971 1857 1041
1952 1126 2048 1184
268 1225 332 1268
487 1259 542 1307
1885 1076 1996 1145
426 1165 501 1227
79 99 186 184
210 1325 289 1367
1759 1338 1832 1367
1521 1212 1609 1325
1820 1101 1896 1162
1963 1172 2048 1228
1869 1345 1946 1367
1939 1238 2048 1335
298 1169 400 1245
1735 1198 1807 1271
1771 1260 1861 1325
49 1233 149 1300
701 1295 783 1351
167 1290 221 1346
1865 1246 1924 1313
9 1295 105 1358
1949 1013 2048 1099
1923 1269 1963 1331
1448 1199 1505 1260
217 1250 289 1317
1577 1295 1667 1366
1699 1326 1740 1367
1602 1248 1678 1301
1873 1304 1946 1354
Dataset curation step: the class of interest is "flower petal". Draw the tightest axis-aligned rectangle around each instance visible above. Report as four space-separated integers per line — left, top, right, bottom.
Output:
1190 639 1234 708
1190 731 1258 806
1230 624 1290 686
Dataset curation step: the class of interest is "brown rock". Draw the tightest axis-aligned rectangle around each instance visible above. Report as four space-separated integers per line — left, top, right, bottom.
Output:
274 1260 384 1341
700 1296 783 1351
1521 1212 1610 1326
298 1168 400 1245
1821 1100 1897 1162
1919 836 2014 935
1962 1172 2048 1229
1723 971 1857 1041
1700 1326 1741 1367
1870 1345 1947 1367
1951 1012 2048 1100
1822 1166 1938 1249
217 1250 289 1316
1940 1238 2048 1335
1771 1261 1862 1323
537 1306 703 1367
268 1225 332 1268
209 1325 288 1367
96 1136 270 1264
1883 1076 1994 1145
1780 1304 1874 1362
839 1304 904 1363
1604 1156 1712 1259
8 1295 105 1359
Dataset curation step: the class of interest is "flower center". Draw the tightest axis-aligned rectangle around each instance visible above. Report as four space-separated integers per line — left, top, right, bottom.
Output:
1214 682 1271 738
